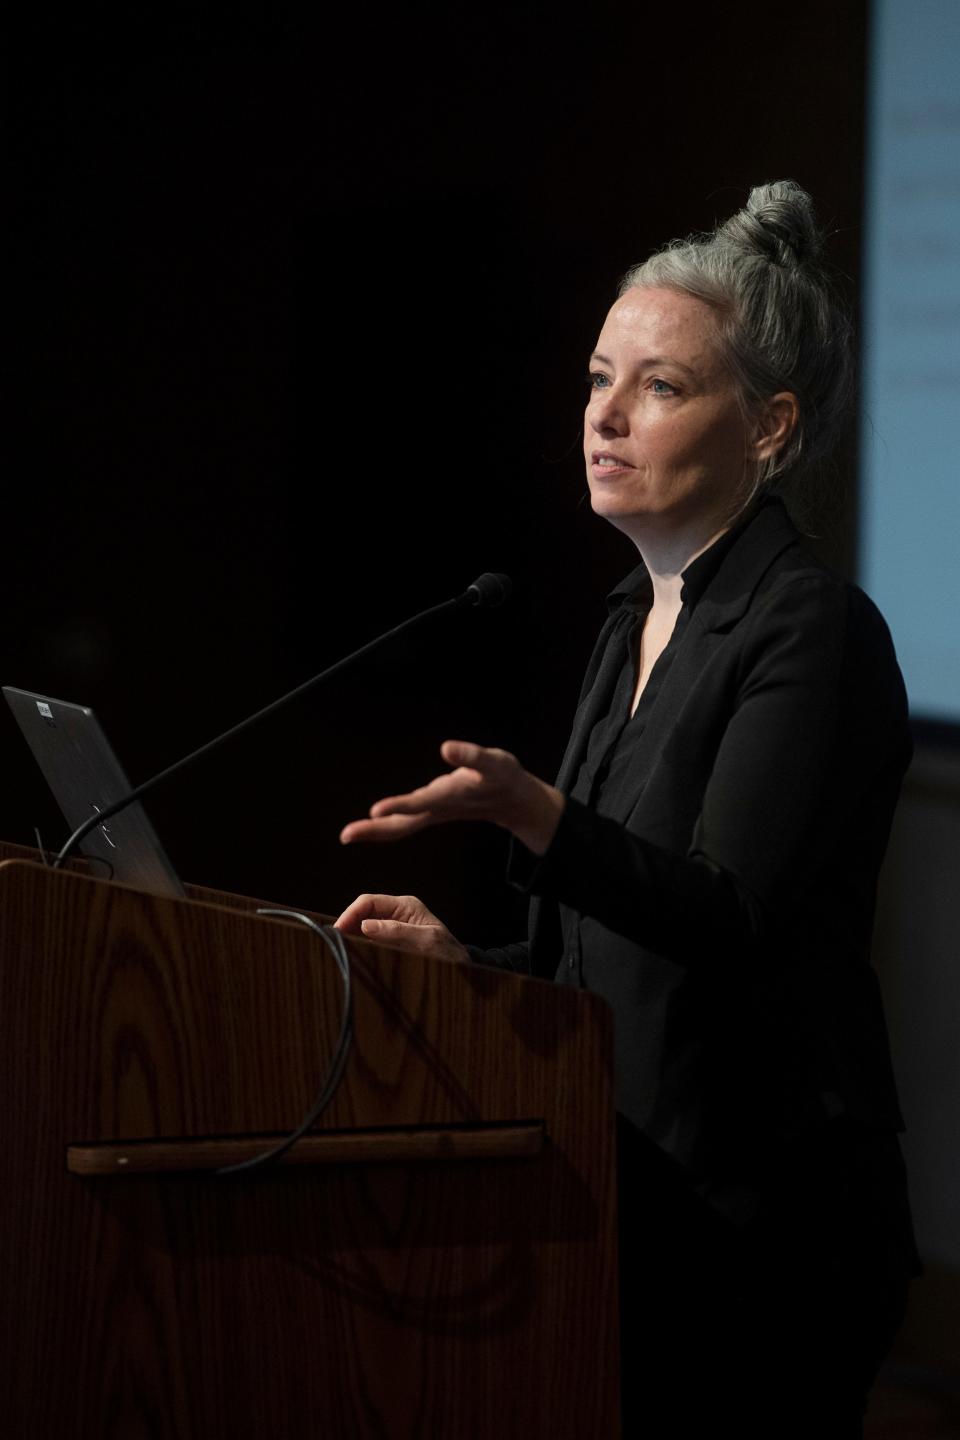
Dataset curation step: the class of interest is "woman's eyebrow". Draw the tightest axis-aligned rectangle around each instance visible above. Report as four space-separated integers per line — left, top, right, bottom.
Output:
589 350 699 379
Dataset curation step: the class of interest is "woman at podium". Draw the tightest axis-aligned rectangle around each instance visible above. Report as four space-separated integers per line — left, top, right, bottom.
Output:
337 181 918 1436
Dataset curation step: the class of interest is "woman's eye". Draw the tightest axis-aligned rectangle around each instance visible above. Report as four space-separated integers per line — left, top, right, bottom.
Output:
650 378 677 396
587 371 611 391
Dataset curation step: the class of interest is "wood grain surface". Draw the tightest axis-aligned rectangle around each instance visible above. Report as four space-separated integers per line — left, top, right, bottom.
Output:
66 1122 546 1173
0 845 619 1439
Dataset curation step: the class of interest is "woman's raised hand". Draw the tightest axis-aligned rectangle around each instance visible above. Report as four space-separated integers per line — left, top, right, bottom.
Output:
335 744 564 961
338 739 565 856
333 892 470 963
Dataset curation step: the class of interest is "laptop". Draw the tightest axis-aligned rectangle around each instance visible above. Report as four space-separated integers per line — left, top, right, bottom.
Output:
3 686 185 899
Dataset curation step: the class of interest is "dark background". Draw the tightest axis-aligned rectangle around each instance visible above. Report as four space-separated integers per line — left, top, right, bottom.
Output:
7 1 868 938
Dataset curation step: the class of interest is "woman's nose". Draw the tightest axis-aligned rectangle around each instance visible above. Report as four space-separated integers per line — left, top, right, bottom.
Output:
587 386 627 435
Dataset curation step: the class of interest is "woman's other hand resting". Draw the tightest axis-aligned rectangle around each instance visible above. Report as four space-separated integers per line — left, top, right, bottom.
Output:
333 892 470 963
338 739 565 856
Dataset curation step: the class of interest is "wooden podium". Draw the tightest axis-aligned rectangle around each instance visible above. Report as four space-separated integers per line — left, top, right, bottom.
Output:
0 843 620 1438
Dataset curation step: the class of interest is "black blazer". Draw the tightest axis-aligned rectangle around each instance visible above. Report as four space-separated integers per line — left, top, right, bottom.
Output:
477 499 911 1206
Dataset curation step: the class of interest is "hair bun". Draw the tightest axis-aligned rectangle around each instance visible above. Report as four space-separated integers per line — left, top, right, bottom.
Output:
723 179 824 268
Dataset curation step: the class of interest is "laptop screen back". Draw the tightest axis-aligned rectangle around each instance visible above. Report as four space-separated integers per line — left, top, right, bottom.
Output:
3 686 185 900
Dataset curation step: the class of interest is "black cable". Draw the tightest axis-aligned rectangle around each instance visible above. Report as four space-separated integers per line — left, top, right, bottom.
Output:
215 909 353 1176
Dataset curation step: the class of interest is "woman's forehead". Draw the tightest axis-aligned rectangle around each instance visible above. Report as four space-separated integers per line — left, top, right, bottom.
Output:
597 287 724 371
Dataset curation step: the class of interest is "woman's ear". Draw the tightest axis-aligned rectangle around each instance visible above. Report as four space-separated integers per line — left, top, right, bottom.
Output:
751 392 799 463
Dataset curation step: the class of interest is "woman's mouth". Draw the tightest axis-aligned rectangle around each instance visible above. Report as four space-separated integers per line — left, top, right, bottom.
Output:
591 451 635 474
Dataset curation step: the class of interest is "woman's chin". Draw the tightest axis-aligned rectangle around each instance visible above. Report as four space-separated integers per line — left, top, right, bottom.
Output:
589 490 652 526
591 486 636 512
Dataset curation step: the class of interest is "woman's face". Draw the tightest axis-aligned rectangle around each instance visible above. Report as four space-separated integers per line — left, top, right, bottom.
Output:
584 286 753 544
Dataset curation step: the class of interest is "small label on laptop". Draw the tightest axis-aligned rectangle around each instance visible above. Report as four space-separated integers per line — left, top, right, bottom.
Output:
36 702 53 719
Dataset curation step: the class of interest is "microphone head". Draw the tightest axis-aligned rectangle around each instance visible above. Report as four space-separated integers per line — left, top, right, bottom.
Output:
466 573 513 608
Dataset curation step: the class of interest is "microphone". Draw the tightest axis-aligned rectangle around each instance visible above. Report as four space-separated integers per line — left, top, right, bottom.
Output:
466 572 512 608
53 574 512 868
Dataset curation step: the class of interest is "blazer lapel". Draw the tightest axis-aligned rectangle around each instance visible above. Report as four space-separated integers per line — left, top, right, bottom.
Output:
595 500 802 826
691 497 799 636
554 559 650 794
554 608 631 793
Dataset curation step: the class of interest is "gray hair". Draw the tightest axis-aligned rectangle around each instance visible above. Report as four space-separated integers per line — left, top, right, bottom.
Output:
619 180 853 495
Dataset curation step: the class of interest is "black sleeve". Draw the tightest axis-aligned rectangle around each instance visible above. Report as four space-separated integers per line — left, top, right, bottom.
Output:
506 574 909 964
465 940 531 973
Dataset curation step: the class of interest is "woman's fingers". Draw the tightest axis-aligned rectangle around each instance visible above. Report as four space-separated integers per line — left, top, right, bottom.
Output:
340 811 434 845
440 739 516 775
368 769 483 819
333 893 469 964
340 742 502 844
356 918 445 952
440 738 487 768
338 740 546 847
334 892 394 932
334 892 435 933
